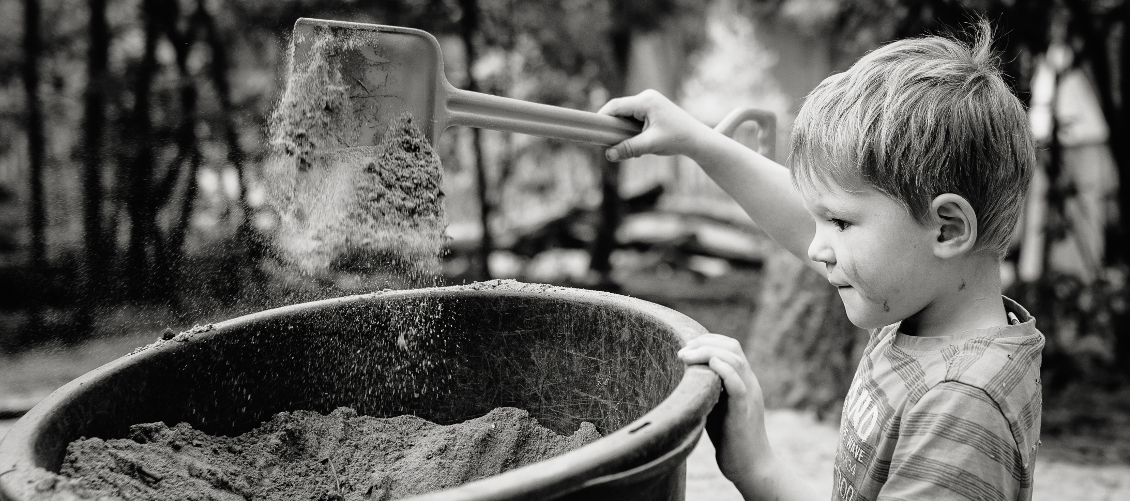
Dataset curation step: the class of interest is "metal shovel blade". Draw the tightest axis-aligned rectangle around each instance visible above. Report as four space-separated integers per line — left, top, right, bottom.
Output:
292 18 642 147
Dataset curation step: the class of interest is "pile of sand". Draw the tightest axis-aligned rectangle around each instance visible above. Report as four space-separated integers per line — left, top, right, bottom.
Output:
25 407 600 501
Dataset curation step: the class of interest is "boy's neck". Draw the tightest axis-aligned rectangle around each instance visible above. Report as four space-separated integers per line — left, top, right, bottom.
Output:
899 255 1008 338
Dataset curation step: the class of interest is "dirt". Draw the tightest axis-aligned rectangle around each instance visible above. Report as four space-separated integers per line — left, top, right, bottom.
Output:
267 26 365 172
329 118 447 280
19 407 599 501
263 27 446 283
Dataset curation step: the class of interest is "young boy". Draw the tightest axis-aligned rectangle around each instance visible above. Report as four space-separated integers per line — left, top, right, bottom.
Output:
599 21 1043 501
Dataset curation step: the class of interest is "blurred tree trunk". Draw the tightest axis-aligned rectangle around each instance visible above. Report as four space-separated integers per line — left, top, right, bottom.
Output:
590 4 633 289
123 0 162 300
166 129 201 308
1109 5 1130 376
79 0 110 332
459 0 492 281
592 154 622 287
201 0 259 300
746 250 867 420
1116 3 1130 378
23 0 47 339
153 1 201 305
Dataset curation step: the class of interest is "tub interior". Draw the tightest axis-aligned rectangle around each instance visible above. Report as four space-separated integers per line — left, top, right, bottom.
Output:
26 289 686 472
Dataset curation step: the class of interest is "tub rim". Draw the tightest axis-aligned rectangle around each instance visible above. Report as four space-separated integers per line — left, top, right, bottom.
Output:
0 279 722 501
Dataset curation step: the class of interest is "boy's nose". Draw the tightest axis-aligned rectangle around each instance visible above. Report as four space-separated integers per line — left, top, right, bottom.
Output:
807 232 835 265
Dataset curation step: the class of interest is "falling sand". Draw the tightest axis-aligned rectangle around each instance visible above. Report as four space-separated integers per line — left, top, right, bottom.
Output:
262 25 446 284
264 117 447 282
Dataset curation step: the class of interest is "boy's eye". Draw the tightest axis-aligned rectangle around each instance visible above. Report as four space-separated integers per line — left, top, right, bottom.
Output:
830 218 851 231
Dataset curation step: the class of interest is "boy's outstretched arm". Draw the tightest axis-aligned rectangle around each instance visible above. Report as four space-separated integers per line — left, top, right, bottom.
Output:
679 335 820 501
598 90 820 274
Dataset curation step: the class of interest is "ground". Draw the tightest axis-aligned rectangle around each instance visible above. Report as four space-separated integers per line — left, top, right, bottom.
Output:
685 411 1130 501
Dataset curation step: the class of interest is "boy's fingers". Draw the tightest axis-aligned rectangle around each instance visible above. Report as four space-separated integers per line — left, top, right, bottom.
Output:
597 96 647 122
681 335 745 360
599 90 683 162
679 345 749 373
596 97 629 117
708 356 748 399
598 89 666 120
600 96 649 162
606 139 639 162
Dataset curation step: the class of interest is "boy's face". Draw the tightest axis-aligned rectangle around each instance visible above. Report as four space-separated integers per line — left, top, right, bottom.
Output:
800 180 942 330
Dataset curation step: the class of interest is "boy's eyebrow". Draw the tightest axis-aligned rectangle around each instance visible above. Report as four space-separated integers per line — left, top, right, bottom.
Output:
806 197 839 216
805 201 841 222
809 201 831 215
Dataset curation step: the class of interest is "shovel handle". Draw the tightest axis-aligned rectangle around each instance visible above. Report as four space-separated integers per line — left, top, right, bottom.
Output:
446 85 778 159
715 107 777 160
445 85 643 146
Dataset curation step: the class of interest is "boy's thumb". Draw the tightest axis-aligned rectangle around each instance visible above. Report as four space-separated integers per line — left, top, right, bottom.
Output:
605 139 638 162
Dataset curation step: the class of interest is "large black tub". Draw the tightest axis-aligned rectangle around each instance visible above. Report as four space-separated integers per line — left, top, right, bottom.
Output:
0 280 721 500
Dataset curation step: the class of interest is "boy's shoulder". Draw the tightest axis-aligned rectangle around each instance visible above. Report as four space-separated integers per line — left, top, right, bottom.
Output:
868 296 1043 388
869 297 1043 385
866 295 1044 451
941 297 1043 389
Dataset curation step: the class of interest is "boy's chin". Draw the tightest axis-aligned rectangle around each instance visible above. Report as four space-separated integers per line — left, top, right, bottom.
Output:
845 314 888 331
841 299 897 330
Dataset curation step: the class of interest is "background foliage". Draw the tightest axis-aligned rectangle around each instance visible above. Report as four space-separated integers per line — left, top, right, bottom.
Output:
1 0 1127 409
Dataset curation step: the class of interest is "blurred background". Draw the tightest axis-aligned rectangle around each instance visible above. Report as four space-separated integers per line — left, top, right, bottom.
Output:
0 0 1127 497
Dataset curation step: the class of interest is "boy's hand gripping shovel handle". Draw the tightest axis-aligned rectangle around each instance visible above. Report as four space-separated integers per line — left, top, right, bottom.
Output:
447 85 777 150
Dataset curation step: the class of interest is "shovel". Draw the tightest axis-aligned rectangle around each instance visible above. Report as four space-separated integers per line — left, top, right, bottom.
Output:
291 18 640 146
291 18 776 153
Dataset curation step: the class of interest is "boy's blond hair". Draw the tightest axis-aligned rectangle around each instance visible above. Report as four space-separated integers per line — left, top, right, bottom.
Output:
789 20 1035 257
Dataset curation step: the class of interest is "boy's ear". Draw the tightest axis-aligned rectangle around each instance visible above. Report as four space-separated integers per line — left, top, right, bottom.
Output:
929 193 978 259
